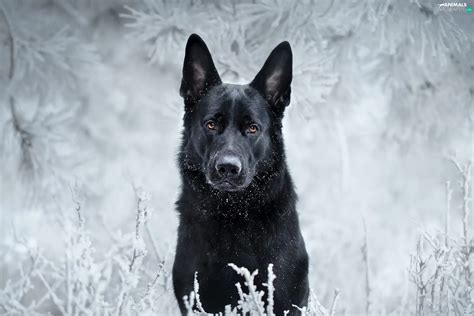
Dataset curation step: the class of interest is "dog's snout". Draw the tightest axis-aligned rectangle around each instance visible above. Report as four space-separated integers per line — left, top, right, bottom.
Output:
215 155 242 178
208 151 250 190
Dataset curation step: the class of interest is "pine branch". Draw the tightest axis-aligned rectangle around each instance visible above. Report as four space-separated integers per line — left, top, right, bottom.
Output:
0 2 34 171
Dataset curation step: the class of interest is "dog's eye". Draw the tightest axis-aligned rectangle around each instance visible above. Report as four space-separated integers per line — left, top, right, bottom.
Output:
206 120 216 130
247 124 259 134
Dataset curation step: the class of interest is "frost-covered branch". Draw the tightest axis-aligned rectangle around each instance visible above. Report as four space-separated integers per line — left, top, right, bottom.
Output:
1 184 167 315
228 263 265 316
0 2 35 171
361 219 371 316
409 157 473 315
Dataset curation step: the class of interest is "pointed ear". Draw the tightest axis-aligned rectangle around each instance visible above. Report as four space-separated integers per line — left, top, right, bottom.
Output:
180 34 221 104
250 41 292 110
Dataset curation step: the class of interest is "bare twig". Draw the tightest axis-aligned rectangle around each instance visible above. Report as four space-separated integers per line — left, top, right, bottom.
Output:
445 181 452 248
361 218 371 316
449 159 471 243
69 182 84 228
438 181 453 314
144 223 161 263
329 288 341 316
449 157 472 297
118 186 150 316
35 271 67 315
411 236 428 316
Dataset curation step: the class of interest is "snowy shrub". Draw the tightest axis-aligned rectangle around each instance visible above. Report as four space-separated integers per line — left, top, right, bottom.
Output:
0 187 337 315
182 264 340 316
0 186 170 315
409 157 473 315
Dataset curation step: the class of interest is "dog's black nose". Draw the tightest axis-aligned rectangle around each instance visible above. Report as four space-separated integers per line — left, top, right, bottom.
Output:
215 155 242 178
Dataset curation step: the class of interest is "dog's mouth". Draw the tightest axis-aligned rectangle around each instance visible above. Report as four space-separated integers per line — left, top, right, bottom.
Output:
210 179 246 192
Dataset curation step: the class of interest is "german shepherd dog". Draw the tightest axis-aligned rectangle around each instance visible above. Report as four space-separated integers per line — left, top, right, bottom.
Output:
173 34 309 315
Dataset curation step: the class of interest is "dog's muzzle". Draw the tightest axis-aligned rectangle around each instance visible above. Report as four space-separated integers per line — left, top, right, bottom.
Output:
207 152 248 191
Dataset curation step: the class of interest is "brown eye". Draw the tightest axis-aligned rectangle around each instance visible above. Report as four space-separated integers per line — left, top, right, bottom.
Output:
247 124 258 134
206 121 216 130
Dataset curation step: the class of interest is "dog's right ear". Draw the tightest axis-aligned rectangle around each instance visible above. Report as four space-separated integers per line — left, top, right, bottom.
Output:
180 34 221 105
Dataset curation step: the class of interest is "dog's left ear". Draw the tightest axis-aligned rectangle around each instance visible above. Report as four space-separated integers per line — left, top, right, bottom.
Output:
180 34 221 104
250 41 292 110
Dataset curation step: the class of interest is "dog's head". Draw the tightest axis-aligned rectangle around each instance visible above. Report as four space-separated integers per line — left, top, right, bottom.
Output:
179 34 292 192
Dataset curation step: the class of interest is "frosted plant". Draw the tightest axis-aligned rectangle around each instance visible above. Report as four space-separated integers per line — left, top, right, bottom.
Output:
0 187 167 315
184 264 274 315
409 157 473 315
228 263 266 315
183 264 337 316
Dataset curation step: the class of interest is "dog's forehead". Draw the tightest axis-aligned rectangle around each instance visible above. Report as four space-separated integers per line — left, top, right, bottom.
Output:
201 84 268 118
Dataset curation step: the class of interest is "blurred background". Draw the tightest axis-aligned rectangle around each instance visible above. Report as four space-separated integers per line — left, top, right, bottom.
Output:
0 0 473 314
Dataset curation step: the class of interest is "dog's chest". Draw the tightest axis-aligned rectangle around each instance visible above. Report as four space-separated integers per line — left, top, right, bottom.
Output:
189 217 276 266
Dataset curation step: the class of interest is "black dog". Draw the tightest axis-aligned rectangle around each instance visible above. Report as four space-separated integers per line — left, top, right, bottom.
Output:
173 34 309 315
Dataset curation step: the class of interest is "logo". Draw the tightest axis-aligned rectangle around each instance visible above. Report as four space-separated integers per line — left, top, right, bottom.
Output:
438 2 472 12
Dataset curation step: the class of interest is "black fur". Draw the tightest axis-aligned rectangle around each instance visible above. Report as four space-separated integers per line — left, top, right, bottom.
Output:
173 34 309 315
